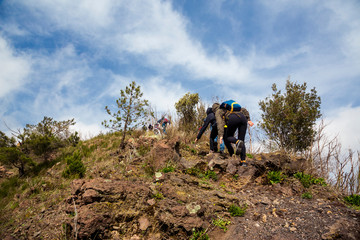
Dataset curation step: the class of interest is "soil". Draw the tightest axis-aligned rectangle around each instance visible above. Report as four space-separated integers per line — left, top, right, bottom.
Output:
1 136 359 240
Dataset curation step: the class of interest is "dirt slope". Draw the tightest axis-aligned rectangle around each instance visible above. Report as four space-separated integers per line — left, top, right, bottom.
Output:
1 136 359 240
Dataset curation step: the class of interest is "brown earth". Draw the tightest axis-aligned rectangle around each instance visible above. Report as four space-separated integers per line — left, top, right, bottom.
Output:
1 136 359 240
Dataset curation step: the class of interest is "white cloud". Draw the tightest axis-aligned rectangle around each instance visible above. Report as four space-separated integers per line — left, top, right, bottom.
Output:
16 0 251 84
103 75 186 116
323 106 360 151
0 36 31 97
142 77 185 114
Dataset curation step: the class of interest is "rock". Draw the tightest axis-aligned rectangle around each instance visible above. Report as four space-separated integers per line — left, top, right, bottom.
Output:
82 189 100 204
262 214 267 223
138 216 150 231
226 161 238 175
150 140 180 170
147 199 156 206
208 158 228 171
186 202 201 215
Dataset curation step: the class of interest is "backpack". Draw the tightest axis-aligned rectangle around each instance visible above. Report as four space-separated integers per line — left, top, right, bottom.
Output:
220 100 241 112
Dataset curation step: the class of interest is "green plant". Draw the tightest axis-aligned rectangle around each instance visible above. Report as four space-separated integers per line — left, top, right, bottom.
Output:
294 172 326 188
267 171 286 184
344 194 360 207
175 92 200 132
160 162 176 173
62 151 86 179
204 170 218 181
186 167 203 177
228 204 247 217
212 217 231 232
153 191 164 200
301 192 313 199
0 176 22 198
259 79 321 152
102 81 153 149
232 174 239 181
246 153 253 158
190 228 209 240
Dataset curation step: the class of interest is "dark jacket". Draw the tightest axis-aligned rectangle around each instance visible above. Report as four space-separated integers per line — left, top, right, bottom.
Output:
196 107 217 140
212 102 251 137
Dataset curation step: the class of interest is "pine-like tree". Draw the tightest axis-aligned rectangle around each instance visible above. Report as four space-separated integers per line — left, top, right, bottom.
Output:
102 81 152 148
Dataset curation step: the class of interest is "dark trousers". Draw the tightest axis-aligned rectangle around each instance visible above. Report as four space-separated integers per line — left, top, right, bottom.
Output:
223 113 247 159
210 126 218 152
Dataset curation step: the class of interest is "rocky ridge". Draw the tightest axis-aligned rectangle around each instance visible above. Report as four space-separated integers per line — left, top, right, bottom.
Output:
1 135 360 239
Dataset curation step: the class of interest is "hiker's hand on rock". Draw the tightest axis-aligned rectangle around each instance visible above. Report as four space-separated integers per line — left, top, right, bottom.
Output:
194 138 198 143
219 137 223 144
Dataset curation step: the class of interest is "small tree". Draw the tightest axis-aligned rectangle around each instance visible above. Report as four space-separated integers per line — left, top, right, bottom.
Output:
102 81 152 148
175 92 200 132
0 131 34 176
259 79 321 153
20 117 77 162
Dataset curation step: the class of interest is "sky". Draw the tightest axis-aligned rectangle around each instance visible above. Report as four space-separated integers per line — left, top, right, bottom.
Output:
0 0 359 151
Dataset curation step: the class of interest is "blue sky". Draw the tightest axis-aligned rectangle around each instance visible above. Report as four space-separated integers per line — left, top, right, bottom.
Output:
0 0 359 150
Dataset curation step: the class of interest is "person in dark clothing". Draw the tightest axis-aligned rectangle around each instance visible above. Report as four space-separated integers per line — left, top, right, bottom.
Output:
158 116 170 134
194 107 218 153
212 102 254 166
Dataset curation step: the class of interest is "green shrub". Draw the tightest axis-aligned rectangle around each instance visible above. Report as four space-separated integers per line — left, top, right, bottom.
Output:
212 217 231 232
301 192 313 199
160 163 175 173
0 176 21 198
204 170 218 181
185 168 218 181
153 191 164 200
294 172 326 188
62 151 86 178
190 229 209 240
228 204 247 217
267 171 286 184
185 167 203 177
344 194 360 207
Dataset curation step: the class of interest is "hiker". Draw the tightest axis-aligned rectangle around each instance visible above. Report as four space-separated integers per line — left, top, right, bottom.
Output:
158 116 170 134
194 107 218 153
214 135 225 153
212 100 254 166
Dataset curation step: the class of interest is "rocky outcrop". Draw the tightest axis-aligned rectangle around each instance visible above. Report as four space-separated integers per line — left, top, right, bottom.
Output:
2 137 359 240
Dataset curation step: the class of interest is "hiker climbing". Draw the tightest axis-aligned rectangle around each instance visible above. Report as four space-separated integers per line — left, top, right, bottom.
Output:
158 116 170 134
194 107 218 153
212 100 253 166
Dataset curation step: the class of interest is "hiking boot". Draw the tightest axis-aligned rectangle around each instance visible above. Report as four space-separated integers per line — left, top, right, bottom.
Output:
240 161 247 167
235 140 244 155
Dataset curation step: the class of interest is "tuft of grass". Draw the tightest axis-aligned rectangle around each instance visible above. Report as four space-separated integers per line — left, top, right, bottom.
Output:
204 170 218 181
185 168 218 181
190 229 209 240
212 217 231 232
294 172 326 188
153 191 164 200
160 162 176 173
267 171 286 185
228 204 247 217
246 153 253 158
301 192 313 199
344 194 360 207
